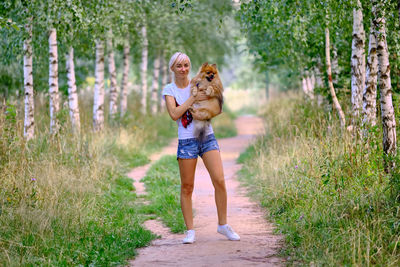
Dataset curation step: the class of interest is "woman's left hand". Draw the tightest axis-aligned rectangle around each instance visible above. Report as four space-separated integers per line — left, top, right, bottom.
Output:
195 91 210 101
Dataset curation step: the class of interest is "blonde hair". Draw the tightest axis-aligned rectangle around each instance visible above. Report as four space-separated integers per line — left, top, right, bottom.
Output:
169 52 191 80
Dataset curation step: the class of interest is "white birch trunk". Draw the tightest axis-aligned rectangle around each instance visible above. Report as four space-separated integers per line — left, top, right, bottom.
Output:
140 25 148 114
107 33 118 118
332 46 339 84
302 77 308 96
315 67 323 88
93 40 105 131
120 42 130 116
49 28 60 135
160 55 168 112
24 20 34 140
362 24 378 127
310 72 316 91
66 46 80 133
351 0 366 122
315 63 324 106
306 74 315 99
374 9 397 156
325 27 346 128
151 55 161 114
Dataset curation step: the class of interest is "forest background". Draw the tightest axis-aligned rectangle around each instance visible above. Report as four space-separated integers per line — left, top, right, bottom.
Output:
1 0 400 266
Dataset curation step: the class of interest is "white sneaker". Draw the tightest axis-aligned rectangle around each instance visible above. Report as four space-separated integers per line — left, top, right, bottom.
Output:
182 230 195 244
217 224 240 241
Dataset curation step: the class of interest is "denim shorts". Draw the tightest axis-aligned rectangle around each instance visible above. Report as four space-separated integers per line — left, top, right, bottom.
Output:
177 134 220 159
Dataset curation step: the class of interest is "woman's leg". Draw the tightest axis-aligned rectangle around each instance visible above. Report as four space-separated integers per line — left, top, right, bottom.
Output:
178 158 197 230
201 150 227 225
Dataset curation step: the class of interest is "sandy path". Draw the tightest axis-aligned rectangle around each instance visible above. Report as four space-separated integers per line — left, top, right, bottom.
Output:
128 116 283 266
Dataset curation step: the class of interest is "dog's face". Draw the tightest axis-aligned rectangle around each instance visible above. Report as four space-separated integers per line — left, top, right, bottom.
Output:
200 63 218 82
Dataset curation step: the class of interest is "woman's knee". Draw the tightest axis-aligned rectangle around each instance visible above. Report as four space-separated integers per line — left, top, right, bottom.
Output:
212 178 226 191
181 183 194 196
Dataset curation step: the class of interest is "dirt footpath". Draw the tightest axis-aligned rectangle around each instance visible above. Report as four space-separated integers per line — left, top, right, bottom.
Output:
128 115 283 266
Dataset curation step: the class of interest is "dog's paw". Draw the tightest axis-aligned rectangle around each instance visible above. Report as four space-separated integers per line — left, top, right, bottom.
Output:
206 86 213 96
189 106 196 114
191 87 198 96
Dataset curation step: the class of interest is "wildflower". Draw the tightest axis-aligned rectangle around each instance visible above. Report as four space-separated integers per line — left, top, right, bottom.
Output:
295 165 298 169
31 178 36 181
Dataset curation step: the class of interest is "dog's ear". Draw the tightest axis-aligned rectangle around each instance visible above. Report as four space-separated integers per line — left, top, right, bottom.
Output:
201 62 208 69
211 63 217 68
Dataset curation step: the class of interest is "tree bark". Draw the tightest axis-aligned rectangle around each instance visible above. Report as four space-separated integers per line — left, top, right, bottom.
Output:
302 77 308 97
265 72 269 100
331 45 339 84
93 40 105 132
160 55 168 112
140 25 148 114
107 32 118 118
325 27 346 128
49 28 60 135
24 20 34 140
151 55 161 114
373 5 397 156
351 0 366 122
315 60 324 106
306 73 315 100
66 46 80 133
120 42 130 116
362 24 378 127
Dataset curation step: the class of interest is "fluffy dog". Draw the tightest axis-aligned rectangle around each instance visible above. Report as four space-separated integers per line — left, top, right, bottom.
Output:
189 62 224 141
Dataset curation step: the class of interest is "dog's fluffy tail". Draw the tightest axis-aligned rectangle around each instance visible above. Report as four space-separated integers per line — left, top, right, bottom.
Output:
194 120 210 142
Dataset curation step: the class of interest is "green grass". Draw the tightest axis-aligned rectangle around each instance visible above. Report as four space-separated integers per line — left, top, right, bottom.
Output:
238 92 400 266
0 92 176 266
140 155 185 233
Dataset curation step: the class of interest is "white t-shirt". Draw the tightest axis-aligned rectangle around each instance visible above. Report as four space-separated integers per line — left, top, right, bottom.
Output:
162 82 213 140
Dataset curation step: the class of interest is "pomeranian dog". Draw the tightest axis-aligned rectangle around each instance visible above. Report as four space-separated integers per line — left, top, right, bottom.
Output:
189 62 224 141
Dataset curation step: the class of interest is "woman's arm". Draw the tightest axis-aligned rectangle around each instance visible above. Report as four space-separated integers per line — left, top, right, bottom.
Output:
165 91 209 121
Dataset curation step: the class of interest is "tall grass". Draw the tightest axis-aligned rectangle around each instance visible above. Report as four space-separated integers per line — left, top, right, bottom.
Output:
0 91 176 265
238 92 400 266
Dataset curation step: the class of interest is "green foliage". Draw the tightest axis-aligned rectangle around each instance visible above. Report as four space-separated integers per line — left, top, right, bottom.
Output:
141 155 186 233
237 0 400 92
238 93 400 265
0 0 236 96
0 90 177 265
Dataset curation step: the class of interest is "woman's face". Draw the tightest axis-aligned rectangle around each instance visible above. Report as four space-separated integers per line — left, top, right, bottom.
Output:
171 59 190 79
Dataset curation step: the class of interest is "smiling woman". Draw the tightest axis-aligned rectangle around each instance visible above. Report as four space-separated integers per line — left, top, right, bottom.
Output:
162 52 240 244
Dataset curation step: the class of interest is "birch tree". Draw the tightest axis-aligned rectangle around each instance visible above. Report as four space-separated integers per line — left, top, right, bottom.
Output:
23 19 34 140
373 2 396 156
325 25 346 128
306 73 315 100
48 27 60 135
151 54 161 114
160 55 168 112
107 31 118 118
362 21 378 127
350 0 365 123
93 40 105 132
66 47 80 133
140 24 148 114
120 42 130 116
62 0 87 134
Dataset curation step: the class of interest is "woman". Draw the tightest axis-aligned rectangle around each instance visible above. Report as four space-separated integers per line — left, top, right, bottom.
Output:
162 52 240 244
